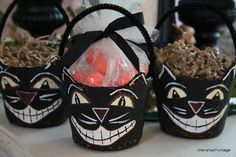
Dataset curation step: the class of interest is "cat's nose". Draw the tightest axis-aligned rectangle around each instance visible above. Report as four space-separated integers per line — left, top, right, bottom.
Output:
92 107 109 122
16 91 37 105
188 101 205 114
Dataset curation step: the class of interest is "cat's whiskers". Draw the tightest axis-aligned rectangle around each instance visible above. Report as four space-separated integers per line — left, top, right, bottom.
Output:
39 93 58 101
81 113 97 122
109 112 129 122
173 107 187 112
6 95 20 103
79 118 97 125
177 111 187 115
10 99 20 103
6 95 20 100
109 119 130 124
203 108 214 112
204 110 219 115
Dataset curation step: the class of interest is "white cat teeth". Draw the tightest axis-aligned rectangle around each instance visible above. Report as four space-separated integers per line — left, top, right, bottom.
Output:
71 116 136 146
4 98 62 124
162 104 228 133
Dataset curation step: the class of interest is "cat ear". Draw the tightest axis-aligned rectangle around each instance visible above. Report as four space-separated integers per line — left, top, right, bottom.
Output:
128 74 151 102
129 73 149 94
63 67 75 84
129 74 148 86
222 65 236 86
158 64 176 81
44 56 60 70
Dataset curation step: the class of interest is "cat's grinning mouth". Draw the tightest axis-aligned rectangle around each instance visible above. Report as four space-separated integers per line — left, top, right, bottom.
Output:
162 104 228 133
4 98 62 124
71 116 136 146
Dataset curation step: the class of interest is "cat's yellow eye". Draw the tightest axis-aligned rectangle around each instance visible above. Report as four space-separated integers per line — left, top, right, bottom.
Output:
33 77 59 89
110 95 133 108
206 89 224 100
167 87 187 99
1 76 19 89
72 92 90 104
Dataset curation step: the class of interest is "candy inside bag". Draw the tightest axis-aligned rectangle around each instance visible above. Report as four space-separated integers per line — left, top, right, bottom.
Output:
69 37 150 87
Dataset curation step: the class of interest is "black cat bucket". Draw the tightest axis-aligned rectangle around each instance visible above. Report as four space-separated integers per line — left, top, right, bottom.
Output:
59 4 155 151
155 3 236 139
0 1 69 128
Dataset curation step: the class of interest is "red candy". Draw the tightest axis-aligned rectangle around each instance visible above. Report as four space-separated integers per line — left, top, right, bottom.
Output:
86 49 108 75
92 54 108 75
84 71 103 86
73 71 83 82
73 48 149 87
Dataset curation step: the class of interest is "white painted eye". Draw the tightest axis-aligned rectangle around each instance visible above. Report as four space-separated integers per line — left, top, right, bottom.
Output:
1 76 19 89
206 89 224 100
33 77 59 89
167 87 187 99
111 95 133 108
72 92 90 104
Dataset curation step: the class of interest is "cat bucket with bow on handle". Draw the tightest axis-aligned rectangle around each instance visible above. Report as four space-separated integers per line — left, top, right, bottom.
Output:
155 3 236 139
0 1 70 128
59 4 155 151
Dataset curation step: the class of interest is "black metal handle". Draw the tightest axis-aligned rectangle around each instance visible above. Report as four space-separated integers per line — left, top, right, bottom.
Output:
156 3 236 56
0 0 70 42
59 3 155 75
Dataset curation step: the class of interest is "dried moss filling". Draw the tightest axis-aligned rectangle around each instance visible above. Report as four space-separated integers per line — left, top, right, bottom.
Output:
0 36 59 67
156 30 235 80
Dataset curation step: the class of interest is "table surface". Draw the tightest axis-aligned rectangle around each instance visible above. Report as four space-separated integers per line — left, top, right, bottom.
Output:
0 100 236 157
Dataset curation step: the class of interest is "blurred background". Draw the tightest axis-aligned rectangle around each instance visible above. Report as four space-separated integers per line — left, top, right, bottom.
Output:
0 0 157 38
